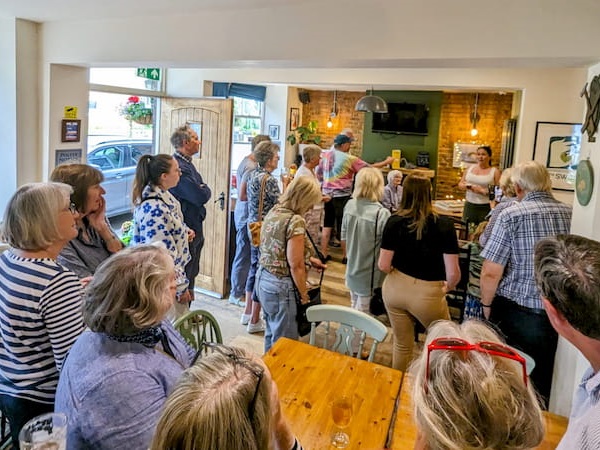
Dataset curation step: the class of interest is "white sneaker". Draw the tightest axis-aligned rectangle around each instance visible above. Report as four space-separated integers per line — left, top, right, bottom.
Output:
228 295 245 307
240 313 251 325
246 319 265 334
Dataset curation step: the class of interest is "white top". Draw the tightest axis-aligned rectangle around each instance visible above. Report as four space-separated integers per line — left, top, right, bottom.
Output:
465 166 497 204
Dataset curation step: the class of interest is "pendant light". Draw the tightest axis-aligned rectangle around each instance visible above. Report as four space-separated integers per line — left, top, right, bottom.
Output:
355 87 388 113
327 90 338 128
470 93 480 137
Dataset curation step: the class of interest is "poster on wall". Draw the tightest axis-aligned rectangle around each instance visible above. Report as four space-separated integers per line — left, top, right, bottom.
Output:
55 149 82 166
532 122 582 191
452 142 481 169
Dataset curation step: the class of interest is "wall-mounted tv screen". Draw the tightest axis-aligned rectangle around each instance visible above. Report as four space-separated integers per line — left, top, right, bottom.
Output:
372 102 429 135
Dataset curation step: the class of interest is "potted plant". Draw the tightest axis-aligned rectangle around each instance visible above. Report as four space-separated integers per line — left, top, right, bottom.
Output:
120 96 153 125
286 120 322 145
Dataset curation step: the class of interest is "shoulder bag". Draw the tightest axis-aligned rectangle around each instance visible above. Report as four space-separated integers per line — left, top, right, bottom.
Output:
284 215 324 337
248 173 269 247
369 209 387 316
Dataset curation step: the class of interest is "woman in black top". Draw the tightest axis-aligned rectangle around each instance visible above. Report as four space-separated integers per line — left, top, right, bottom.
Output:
378 175 460 371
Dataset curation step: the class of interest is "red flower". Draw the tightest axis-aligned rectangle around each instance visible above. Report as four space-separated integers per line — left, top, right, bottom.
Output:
128 96 140 103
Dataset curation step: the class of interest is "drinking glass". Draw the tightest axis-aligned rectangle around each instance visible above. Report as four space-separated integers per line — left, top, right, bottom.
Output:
331 396 352 448
19 412 67 450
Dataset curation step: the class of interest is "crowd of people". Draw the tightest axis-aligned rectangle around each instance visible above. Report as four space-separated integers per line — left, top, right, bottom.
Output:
0 127 596 449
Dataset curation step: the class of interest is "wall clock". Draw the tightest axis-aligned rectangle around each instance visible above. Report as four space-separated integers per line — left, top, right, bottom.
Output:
576 159 594 206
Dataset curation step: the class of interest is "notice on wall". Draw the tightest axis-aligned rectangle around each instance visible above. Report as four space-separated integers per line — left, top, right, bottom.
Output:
64 106 78 119
55 149 82 167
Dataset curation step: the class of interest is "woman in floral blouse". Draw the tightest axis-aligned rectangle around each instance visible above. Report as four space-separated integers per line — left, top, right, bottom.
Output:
132 154 193 321
257 176 326 351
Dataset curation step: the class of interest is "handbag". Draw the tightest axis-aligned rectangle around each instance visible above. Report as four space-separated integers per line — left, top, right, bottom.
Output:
248 173 269 247
369 209 388 316
284 215 324 337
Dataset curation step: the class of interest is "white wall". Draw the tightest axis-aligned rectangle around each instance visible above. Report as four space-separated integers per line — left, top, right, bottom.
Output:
549 61 600 416
0 17 18 214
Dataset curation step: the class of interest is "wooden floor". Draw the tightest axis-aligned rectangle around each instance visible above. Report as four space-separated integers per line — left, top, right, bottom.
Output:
191 245 397 367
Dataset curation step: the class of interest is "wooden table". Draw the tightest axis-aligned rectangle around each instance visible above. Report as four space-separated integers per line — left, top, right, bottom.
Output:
263 338 403 450
392 376 569 449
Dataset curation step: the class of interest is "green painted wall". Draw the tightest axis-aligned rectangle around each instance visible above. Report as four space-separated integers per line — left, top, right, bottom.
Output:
361 91 443 174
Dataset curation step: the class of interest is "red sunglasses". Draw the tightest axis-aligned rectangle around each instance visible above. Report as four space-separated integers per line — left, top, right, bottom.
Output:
425 337 528 389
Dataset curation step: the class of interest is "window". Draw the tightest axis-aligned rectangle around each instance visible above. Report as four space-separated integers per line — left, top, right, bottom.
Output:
231 97 264 175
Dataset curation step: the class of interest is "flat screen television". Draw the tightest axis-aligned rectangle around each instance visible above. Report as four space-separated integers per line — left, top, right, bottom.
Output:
371 102 429 135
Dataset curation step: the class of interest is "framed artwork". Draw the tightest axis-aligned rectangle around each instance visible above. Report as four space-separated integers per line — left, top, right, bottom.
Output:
532 121 582 191
290 108 299 131
61 119 81 142
55 148 82 166
452 142 481 169
268 124 280 140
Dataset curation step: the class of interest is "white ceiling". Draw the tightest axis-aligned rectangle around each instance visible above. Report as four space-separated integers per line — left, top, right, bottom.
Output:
0 0 315 22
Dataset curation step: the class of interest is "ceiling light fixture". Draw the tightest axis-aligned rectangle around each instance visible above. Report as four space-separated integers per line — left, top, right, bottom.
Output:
470 93 480 137
327 90 338 128
355 86 388 113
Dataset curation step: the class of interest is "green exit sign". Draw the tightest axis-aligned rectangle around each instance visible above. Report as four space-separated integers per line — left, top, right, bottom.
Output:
136 68 161 81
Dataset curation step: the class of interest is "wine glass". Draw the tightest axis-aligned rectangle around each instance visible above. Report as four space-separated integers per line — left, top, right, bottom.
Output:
331 396 352 448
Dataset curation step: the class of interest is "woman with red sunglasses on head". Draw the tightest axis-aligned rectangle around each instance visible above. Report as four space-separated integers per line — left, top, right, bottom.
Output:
410 320 544 450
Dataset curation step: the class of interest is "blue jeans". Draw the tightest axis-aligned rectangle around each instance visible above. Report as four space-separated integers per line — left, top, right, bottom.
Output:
489 295 558 408
245 231 260 299
230 205 251 298
256 267 298 352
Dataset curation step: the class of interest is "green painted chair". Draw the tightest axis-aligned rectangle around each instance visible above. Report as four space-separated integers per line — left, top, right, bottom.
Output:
306 304 388 362
173 309 223 350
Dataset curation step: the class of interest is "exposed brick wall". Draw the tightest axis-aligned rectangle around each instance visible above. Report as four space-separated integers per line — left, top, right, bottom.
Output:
299 90 365 155
436 93 514 199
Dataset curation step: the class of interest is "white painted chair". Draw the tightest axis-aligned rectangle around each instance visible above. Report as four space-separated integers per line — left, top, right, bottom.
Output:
306 304 388 362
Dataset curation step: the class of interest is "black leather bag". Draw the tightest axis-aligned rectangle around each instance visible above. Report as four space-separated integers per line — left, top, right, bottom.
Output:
295 284 322 337
369 287 386 316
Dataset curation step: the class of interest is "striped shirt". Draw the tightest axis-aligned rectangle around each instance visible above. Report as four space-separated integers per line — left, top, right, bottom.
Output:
480 191 572 310
0 250 83 404
557 366 600 449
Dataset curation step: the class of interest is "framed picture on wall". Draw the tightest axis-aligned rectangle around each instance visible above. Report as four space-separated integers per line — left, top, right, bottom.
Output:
532 121 582 191
268 125 280 140
61 119 81 143
290 108 299 131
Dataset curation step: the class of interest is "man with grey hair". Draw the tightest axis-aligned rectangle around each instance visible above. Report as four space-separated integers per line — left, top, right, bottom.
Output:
534 234 600 448
480 160 571 407
170 126 212 302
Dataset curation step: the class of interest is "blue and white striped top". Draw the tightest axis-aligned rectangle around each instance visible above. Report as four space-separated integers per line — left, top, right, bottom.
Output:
0 249 83 404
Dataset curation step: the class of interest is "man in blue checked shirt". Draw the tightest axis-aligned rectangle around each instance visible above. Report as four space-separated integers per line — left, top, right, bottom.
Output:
480 161 571 408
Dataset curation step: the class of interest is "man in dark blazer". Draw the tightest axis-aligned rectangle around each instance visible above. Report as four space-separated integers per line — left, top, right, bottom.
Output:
170 125 212 301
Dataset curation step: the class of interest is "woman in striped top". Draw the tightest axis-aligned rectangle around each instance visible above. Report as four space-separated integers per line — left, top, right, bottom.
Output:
0 182 84 447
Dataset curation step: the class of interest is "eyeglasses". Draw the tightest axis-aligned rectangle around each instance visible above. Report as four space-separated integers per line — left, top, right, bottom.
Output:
425 337 528 389
193 342 265 420
65 202 77 214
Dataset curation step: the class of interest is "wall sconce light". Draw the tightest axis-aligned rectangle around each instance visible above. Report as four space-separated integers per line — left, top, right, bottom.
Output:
327 90 338 128
355 87 388 113
470 93 480 137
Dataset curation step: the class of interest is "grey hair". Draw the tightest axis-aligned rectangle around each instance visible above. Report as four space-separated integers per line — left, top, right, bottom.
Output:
302 144 322 164
253 141 279 168
512 161 552 193
387 169 402 185
150 347 271 450
535 234 600 339
410 320 544 450
353 167 384 202
83 245 175 334
499 167 516 197
251 134 271 151
2 182 73 251
170 125 192 149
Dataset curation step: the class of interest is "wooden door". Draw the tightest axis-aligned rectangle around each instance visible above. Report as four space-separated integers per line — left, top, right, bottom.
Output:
160 97 233 297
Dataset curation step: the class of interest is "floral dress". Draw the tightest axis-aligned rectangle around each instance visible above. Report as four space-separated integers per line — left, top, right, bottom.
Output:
133 184 191 296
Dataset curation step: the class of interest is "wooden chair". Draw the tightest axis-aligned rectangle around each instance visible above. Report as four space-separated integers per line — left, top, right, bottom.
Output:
173 309 223 350
306 304 388 362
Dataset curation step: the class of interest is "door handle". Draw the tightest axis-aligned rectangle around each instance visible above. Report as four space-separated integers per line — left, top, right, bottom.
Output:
214 192 225 211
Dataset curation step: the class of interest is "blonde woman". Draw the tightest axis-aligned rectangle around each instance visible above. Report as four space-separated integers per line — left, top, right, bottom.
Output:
378 176 460 371
257 176 326 351
295 144 326 243
341 167 390 315
479 167 517 247
410 320 544 450
150 345 303 450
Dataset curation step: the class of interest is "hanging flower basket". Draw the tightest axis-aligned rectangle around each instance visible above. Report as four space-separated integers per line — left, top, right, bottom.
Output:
120 96 153 125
